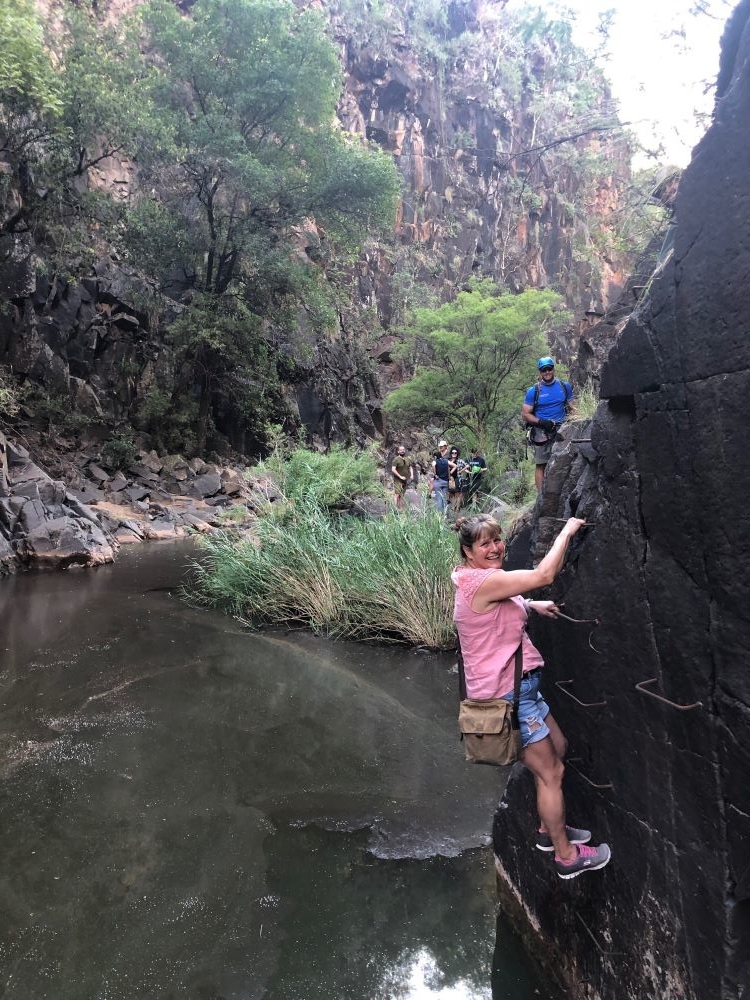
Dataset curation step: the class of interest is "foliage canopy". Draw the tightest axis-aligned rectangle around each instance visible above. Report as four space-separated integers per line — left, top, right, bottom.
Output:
135 0 399 297
0 0 61 129
384 280 565 453
0 0 400 452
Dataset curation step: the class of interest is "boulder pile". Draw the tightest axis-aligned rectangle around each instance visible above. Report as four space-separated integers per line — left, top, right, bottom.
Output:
0 433 272 573
0 433 116 572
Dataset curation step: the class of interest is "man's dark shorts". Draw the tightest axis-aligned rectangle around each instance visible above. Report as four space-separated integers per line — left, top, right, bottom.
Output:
533 439 554 465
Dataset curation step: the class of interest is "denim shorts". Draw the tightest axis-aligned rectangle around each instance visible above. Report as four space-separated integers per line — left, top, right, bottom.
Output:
500 669 550 748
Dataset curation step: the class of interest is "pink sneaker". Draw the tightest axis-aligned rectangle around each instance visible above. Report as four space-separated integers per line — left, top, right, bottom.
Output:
555 842 611 879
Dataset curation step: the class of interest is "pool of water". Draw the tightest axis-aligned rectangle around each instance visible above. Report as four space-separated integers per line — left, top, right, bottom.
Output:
0 542 561 999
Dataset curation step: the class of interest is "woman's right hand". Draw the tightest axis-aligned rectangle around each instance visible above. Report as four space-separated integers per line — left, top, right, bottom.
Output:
563 517 587 537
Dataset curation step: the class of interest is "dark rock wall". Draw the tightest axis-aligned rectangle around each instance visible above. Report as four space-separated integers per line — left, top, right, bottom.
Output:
0 251 177 429
495 4 750 998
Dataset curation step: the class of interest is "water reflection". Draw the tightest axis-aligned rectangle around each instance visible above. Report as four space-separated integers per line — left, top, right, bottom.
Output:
0 544 557 999
261 824 494 999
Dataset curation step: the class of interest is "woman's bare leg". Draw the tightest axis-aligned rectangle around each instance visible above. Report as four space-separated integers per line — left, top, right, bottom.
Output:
545 711 568 761
521 735 575 861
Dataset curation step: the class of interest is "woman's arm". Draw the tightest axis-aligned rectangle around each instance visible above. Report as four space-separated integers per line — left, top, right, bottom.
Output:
472 518 586 611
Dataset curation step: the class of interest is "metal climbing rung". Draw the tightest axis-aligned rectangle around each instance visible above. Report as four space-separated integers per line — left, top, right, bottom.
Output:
555 679 607 708
567 758 613 791
635 677 702 712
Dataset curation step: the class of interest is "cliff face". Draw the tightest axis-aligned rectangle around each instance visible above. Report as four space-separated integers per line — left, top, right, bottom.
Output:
496 4 750 997
0 0 633 453
333 0 630 325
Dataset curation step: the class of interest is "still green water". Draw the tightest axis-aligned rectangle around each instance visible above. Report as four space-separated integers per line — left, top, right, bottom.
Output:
0 543 560 999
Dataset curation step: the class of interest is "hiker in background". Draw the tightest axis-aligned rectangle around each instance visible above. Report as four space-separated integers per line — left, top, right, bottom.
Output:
391 445 414 511
466 447 486 506
430 440 455 515
448 447 469 510
521 357 574 492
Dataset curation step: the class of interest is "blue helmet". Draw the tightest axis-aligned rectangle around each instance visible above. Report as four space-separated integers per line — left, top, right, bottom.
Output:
537 356 555 370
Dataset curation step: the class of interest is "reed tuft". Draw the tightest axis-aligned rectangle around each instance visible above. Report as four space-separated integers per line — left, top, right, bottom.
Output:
187 499 458 649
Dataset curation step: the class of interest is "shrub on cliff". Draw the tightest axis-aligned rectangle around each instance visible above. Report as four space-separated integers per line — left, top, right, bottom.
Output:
0 366 20 421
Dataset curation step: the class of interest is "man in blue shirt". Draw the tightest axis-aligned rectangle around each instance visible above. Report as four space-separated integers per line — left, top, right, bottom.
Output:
521 357 574 492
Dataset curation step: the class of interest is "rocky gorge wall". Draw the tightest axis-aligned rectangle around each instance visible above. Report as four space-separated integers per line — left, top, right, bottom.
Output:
496 4 750 998
331 0 630 332
0 0 633 457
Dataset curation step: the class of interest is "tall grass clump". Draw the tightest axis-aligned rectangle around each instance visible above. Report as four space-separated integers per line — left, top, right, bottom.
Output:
337 511 456 648
255 444 383 509
188 499 458 649
189 499 346 630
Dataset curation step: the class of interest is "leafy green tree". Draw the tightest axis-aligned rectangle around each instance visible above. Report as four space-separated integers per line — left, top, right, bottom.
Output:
58 7 169 180
137 0 398 293
384 280 565 454
0 0 61 135
0 0 62 232
0 1 170 266
128 0 399 449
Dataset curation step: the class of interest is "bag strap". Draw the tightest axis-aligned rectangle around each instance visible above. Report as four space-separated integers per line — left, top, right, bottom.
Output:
531 382 541 416
510 642 523 731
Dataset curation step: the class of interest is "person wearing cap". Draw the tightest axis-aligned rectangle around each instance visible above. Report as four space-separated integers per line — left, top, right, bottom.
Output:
521 358 574 492
430 440 456 514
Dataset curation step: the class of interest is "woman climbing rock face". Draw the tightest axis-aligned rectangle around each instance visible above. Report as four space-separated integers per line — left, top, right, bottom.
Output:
451 514 611 879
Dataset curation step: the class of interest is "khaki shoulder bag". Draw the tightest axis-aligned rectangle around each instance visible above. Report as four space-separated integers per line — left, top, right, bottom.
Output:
457 641 523 766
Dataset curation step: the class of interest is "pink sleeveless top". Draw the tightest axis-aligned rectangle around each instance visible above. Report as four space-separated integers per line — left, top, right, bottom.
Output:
452 566 544 699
